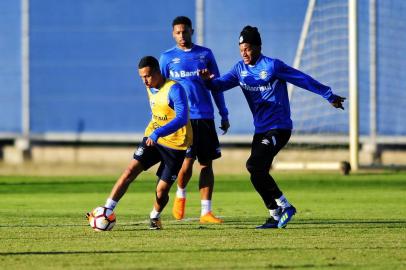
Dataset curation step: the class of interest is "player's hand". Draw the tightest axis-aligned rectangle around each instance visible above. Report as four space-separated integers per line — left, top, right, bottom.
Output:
198 69 215 80
331 95 346 110
219 120 230 135
146 137 155 146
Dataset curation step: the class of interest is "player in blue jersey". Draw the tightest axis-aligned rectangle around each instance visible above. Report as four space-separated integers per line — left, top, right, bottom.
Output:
199 26 345 229
88 56 192 230
160 16 230 223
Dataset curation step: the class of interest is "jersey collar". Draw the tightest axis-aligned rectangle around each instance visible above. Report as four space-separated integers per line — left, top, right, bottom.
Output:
176 44 194 52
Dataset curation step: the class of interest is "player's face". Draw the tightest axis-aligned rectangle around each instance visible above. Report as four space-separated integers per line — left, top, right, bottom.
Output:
172 24 193 49
239 43 261 65
138 66 160 88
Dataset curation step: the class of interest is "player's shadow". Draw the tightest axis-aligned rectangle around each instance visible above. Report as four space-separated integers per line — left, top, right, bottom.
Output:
0 248 269 256
113 218 406 232
300 219 406 225
0 246 364 257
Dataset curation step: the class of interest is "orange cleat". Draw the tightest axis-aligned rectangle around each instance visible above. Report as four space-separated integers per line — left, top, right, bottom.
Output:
172 197 186 220
199 212 223 224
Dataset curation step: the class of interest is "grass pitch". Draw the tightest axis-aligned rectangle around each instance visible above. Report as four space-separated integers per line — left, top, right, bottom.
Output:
0 172 405 269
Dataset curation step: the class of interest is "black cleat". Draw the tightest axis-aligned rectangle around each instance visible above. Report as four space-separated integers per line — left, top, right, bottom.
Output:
149 218 162 230
256 217 279 229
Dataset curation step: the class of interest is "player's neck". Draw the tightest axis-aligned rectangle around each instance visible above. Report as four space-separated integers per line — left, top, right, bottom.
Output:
154 77 166 90
177 43 194 51
248 54 262 66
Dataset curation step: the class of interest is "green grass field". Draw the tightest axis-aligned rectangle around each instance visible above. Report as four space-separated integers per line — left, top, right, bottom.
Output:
1 171 405 269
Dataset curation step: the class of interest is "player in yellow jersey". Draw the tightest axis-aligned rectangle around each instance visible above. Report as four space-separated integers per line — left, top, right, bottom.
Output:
87 56 192 230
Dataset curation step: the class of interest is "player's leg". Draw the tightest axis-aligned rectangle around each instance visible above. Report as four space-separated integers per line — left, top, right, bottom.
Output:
195 119 223 223
173 119 199 220
106 159 144 204
246 129 295 228
265 130 296 228
246 134 281 228
103 137 160 212
154 179 174 212
172 157 195 220
198 159 222 223
149 179 174 230
199 160 214 201
150 145 186 229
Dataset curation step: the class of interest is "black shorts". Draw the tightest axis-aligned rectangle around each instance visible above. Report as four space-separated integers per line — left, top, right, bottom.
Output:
186 119 221 163
133 137 186 183
248 129 292 170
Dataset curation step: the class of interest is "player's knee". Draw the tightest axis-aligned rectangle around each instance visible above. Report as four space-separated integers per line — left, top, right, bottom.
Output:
199 160 212 169
246 158 252 171
246 159 261 174
123 167 133 176
246 158 269 175
124 164 140 177
118 168 136 185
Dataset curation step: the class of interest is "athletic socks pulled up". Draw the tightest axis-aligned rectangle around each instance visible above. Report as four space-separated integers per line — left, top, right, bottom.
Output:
275 195 292 209
105 198 118 210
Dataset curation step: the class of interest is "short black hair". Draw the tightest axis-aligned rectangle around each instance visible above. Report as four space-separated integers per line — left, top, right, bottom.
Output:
138 56 159 71
172 16 192 28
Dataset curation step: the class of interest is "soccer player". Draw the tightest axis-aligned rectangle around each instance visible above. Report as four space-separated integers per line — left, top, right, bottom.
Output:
199 26 346 229
159 16 230 223
88 56 192 230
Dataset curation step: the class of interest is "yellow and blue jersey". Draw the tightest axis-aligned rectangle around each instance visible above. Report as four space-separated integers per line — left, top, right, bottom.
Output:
159 45 228 121
144 79 192 150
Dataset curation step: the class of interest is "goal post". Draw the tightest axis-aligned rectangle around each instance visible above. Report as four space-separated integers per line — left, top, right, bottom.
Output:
283 0 356 173
282 0 406 172
348 0 359 171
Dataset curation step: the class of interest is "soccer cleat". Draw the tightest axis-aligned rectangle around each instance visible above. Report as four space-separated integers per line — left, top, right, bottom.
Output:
277 206 296 228
199 212 223 224
256 217 279 229
149 218 162 230
86 212 91 221
172 197 186 220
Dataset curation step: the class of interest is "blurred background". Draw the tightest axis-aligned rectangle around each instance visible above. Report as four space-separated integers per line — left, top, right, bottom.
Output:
1 0 406 172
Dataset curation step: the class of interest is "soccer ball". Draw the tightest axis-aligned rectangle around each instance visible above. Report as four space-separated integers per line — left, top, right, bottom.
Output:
88 206 116 231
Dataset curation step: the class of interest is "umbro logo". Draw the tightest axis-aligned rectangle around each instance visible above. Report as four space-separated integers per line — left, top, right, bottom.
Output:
261 136 276 146
261 139 270 145
172 58 181 64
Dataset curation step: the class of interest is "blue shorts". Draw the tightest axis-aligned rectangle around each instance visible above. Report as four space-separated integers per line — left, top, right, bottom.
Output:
186 119 221 163
133 137 186 183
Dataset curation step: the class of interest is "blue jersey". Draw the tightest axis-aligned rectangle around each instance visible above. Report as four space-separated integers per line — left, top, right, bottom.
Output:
207 55 335 133
159 45 228 121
